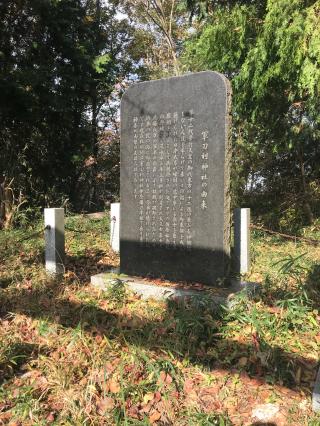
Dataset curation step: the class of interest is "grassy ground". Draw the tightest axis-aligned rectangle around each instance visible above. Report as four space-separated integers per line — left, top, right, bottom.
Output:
0 214 320 425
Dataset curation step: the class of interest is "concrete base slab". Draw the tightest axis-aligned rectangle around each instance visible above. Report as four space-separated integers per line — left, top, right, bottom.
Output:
90 269 259 308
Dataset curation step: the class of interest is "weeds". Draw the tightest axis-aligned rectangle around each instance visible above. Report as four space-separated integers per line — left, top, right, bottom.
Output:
0 216 319 424
106 279 128 307
186 411 232 426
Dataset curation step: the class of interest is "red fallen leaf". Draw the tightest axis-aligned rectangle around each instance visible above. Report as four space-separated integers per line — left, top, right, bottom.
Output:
95 335 103 344
0 411 12 421
239 371 250 381
34 375 49 391
252 332 260 351
141 402 153 414
156 327 167 335
259 389 271 400
51 351 60 361
105 362 115 373
79 377 88 386
165 373 173 384
154 391 162 402
250 377 265 386
158 371 167 384
102 381 110 393
124 363 135 373
12 388 20 398
171 390 179 399
97 397 115 415
46 412 55 423
127 405 140 419
149 410 161 423
133 370 144 384
47 400 64 411
202 385 220 395
158 370 173 385
100 300 109 310
184 378 194 393
211 399 223 411
83 347 91 357
267 306 281 314
109 379 120 393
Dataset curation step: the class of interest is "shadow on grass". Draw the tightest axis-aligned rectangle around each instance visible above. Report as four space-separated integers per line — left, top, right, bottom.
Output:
0 277 318 396
0 342 50 385
251 423 277 426
65 251 118 285
0 277 14 289
305 263 320 308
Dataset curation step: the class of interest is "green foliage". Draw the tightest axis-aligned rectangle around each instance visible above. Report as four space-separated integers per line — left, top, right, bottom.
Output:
236 0 320 119
0 0 134 215
187 411 232 425
93 54 111 74
184 4 261 76
106 279 128 307
183 0 320 228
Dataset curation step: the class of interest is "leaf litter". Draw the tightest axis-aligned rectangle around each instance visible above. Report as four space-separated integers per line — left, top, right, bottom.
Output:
0 216 320 424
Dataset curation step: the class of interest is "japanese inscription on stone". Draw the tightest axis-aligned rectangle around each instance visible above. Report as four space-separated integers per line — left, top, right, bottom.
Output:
120 71 231 285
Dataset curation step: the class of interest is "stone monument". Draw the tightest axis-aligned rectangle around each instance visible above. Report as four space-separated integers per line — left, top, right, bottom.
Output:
120 71 231 285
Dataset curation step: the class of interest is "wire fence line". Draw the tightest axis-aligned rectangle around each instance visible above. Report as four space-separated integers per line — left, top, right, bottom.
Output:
2 215 318 254
0 225 50 255
64 225 88 234
1 222 101 252
15 225 50 244
250 224 320 246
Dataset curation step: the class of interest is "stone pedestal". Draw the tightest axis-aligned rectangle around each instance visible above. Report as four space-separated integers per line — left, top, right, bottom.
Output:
91 270 259 309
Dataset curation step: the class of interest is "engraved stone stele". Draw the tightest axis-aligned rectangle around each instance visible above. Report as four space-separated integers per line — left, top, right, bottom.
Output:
120 71 231 285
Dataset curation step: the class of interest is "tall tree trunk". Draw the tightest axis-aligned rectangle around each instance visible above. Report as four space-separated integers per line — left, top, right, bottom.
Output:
87 0 101 211
298 145 314 225
90 92 99 210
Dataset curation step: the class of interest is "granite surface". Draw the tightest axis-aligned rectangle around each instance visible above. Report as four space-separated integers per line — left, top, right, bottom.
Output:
120 71 232 285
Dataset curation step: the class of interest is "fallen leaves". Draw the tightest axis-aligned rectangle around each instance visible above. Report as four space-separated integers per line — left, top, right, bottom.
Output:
149 410 161 423
1 216 320 426
109 378 120 394
96 397 115 415
158 370 173 386
45 412 55 423
143 392 155 404
237 356 248 367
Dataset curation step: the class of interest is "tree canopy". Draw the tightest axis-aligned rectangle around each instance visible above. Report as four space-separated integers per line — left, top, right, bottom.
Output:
0 0 134 224
0 0 319 230
184 0 320 228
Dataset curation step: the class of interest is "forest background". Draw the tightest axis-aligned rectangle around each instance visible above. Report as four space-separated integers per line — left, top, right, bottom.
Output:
0 0 319 232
